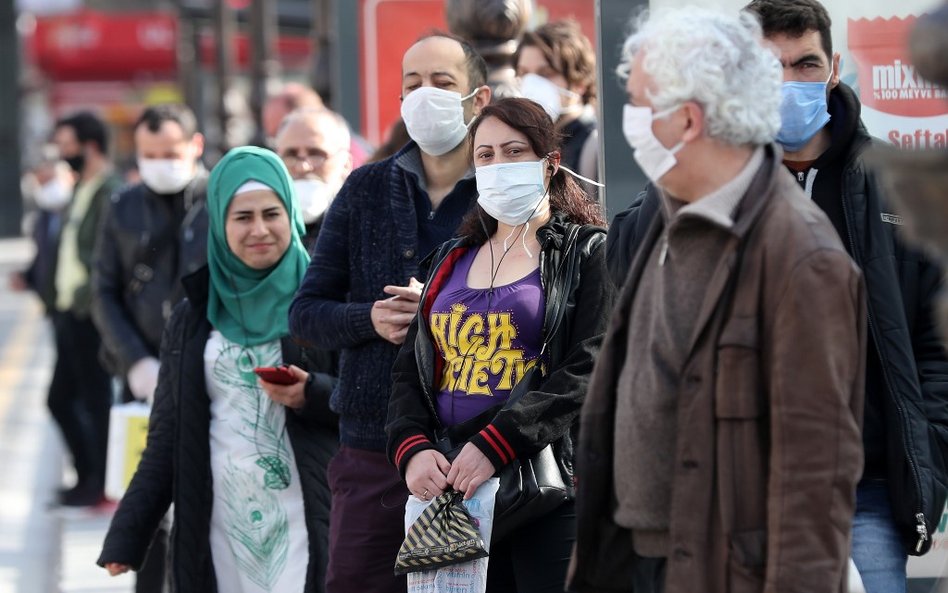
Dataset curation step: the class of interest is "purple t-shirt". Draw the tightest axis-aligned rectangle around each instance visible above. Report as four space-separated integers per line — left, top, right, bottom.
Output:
429 247 546 426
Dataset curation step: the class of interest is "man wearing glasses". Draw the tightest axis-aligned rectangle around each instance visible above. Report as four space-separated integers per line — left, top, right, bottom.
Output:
274 108 353 251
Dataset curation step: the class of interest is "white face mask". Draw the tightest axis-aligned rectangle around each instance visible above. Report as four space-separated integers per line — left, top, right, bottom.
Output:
138 158 196 195
293 178 337 224
621 103 685 183
400 87 479 156
35 177 72 211
475 159 548 227
518 73 580 121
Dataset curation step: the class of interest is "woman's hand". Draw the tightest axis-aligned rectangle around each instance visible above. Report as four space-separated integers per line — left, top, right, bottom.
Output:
446 443 495 500
258 364 309 409
405 449 451 501
104 563 131 576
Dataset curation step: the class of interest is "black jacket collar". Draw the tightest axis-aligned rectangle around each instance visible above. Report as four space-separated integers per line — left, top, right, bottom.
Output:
814 83 872 170
181 265 211 310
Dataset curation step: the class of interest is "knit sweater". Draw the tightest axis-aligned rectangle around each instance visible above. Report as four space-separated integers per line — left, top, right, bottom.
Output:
613 148 763 557
289 142 478 450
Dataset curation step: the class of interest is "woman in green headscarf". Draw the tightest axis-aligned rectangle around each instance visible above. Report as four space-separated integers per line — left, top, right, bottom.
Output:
98 146 339 593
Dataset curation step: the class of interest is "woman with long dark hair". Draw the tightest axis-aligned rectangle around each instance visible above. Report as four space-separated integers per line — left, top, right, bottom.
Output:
386 97 614 591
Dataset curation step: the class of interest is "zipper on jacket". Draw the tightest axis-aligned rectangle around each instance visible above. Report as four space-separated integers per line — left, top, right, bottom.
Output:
658 231 669 267
538 249 550 350
916 512 929 552
413 243 457 428
804 168 818 200
839 170 927 547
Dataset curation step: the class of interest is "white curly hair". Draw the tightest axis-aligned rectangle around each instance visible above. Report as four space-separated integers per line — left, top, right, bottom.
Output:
617 7 783 146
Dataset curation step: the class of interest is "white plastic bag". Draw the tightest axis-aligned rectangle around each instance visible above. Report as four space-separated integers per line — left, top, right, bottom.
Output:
404 478 500 593
104 401 151 500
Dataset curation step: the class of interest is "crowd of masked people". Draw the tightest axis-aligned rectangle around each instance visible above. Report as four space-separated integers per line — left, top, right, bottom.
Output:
10 0 947 592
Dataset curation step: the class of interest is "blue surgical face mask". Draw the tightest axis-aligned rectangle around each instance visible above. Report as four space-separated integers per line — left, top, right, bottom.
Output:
777 68 833 152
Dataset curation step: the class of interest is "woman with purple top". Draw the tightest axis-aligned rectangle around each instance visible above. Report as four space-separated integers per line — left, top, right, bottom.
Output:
385 97 615 592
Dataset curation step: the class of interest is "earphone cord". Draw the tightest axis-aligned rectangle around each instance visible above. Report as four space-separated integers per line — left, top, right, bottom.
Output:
445 209 528 423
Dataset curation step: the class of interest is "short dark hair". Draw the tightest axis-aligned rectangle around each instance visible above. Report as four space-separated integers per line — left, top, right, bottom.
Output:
744 0 833 60
135 103 199 137
55 111 109 154
415 30 489 92
457 97 605 242
515 20 598 104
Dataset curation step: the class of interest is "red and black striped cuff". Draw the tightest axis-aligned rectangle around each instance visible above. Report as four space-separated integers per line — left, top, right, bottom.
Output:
469 424 516 470
393 433 435 476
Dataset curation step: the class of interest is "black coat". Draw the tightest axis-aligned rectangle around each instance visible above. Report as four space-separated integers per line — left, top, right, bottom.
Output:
605 88 948 555
97 267 339 592
92 173 210 376
385 215 616 485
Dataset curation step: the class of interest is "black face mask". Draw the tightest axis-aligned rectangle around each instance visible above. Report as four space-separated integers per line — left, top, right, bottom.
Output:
64 153 85 173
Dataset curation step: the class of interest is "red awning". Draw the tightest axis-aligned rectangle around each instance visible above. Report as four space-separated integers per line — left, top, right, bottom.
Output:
31 10 178 81
29 10 312 82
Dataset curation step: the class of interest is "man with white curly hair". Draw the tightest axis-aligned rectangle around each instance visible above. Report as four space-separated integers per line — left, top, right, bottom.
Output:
568 7 866 593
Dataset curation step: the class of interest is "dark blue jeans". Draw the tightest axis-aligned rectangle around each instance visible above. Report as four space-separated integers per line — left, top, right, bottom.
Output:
851 479 908 593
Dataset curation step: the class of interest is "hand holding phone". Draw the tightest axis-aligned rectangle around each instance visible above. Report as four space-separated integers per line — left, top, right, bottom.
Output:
254 365 300 385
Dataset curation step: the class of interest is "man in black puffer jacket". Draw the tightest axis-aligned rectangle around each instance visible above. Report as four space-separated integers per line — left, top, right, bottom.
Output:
608 2 948 591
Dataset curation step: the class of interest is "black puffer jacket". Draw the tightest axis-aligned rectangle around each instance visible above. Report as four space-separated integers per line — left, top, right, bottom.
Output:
605 85 948 555
97 267 339 592
92 173 209 376
385 215 615 489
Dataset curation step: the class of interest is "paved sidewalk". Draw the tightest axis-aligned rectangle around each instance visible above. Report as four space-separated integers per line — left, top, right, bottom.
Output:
0 238 133 593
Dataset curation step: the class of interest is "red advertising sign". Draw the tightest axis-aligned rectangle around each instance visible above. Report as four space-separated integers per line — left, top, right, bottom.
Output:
848 16 948 149
359 0 596 145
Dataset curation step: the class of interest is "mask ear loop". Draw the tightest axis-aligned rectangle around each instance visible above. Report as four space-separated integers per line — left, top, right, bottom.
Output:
556 164 605 188
461 87 483 129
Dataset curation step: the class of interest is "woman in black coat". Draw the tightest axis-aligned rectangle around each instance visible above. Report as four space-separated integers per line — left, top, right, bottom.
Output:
97 147 337 593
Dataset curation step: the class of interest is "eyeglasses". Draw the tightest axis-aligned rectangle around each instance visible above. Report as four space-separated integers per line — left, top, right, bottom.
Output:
279 147 346 168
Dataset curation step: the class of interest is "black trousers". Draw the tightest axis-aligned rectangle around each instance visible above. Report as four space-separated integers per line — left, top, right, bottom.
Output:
47 310 112 492
486 501 576 593
630 553 666 593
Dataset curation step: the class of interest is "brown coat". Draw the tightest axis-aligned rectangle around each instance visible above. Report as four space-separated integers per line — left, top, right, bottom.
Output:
567 146 866 593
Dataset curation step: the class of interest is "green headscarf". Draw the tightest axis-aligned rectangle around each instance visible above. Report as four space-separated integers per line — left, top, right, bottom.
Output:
206 146 310 346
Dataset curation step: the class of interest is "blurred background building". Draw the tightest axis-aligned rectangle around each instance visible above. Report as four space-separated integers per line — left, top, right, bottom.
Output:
2 0 599 239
